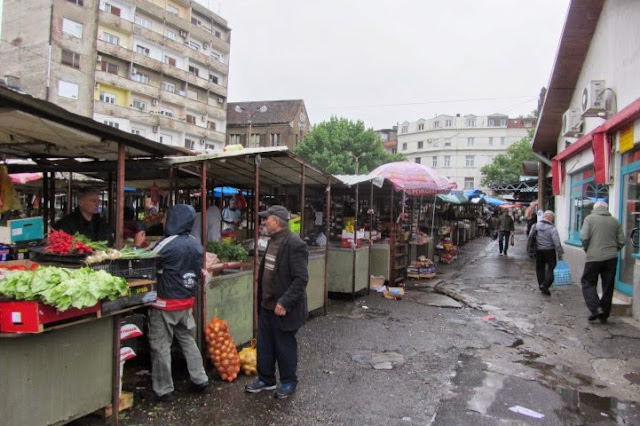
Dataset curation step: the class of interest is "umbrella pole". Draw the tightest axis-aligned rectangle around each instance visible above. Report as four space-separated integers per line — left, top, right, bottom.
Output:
431 197 437 260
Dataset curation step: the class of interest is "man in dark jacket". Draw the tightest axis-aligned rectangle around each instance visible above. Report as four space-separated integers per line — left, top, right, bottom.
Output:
148 204 208 402
245 205 308 399
54 188 111 242
580 201 625 323
497 210 515 255
529 210 564 295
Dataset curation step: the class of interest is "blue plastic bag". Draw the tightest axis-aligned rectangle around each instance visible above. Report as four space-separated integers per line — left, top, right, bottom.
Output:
553 260 572 286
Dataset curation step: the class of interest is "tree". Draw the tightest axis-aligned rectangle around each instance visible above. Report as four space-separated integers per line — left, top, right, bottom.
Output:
294 117 405 174
480 130 537 187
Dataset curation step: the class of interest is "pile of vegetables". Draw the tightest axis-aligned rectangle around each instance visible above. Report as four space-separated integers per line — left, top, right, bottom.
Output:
205 317 241 382
205 241 248 262
0 266 128 311
45 230 109 256
84 246 157 265
238 339 258 376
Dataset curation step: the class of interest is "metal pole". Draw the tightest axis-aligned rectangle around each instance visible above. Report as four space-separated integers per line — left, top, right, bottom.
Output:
252 156 261 337
199 161 207 358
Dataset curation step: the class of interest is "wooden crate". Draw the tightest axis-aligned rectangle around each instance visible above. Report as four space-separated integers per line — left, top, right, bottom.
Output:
0 300 101 333
98 391 134 418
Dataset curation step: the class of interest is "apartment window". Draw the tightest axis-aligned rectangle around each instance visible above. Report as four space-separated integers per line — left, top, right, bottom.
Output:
136 45 150 56
186 114 196 124
131 128 144 136
188 66 199 77
213 30 222 38
208 121 216 130
415 157 421 164
444 139 451 147
187 90 198 100
58 80 78 99
103 120 119 128
467 137 474 147
162 81 175 92
466 118 476 127
67 0 83 6
102 32 120 46
444 156 451 167
418 123 424 130
161 107 174 117
209 51 221 61
61 49 80 69
100 2 121 16
164 29 177 40
166 5 179 15
465 155 475 167
101 61 118 74
432 156 437 167
191 17 201 26
188 41 200 51
402 142 407 151
100 91 116 104
208 74 218 84
131 72 149 84
488 137 494 146
135 16 152 28
391 148 397 154
229 134 241 145
159 134 173 144
132 99 147 110
488 155 495 163
434 121 440 129
500 119 507 126
270 133 280 146
401 125 408 133
417 141 424 149
500 137 506 146
62 18 83 38
464 177 474 190
185 138 196 149
163 55 177 66
444 119 452 127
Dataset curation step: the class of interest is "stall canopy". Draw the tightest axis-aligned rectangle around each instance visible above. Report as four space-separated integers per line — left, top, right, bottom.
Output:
333 174 384 188
485 196 507 206
369 161 457 195
437 192 469 204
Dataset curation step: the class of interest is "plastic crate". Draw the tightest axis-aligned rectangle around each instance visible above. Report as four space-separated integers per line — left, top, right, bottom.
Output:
91 258 157 280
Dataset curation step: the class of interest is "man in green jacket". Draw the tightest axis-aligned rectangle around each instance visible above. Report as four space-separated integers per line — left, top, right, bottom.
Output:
497 210 515 256
580 201 625 323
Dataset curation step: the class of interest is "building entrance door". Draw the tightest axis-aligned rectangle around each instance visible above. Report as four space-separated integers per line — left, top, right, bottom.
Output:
618 157 640 295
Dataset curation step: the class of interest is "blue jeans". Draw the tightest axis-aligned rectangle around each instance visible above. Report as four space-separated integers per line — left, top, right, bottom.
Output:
498 231 511 254
257 308 299 386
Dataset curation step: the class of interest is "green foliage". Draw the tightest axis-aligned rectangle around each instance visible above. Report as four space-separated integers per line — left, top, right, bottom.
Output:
480 130 537 187
294 116 404 174
206 240 249 262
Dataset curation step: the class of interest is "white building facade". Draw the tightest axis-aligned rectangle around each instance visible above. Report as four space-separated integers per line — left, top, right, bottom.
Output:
397 114 535 191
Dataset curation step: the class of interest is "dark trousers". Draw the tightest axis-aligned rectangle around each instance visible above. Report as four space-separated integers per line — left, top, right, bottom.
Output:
498 231 511 254
580 258 618 318
536 249 557 289
257 308 299 386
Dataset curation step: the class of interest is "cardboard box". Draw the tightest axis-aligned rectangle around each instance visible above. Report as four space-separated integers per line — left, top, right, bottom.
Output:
370 275 385 289
9 217 44 243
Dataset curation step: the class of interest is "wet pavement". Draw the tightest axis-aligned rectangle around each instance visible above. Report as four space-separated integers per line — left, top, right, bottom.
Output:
71 225 640 425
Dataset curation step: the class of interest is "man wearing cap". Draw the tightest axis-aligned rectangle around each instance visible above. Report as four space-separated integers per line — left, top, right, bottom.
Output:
245 205 308 399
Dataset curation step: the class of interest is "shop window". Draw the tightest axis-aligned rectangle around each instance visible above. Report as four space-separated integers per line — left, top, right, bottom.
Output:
567 167 609 245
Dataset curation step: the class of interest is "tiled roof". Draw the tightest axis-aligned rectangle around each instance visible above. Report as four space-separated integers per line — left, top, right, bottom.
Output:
227 100 306 125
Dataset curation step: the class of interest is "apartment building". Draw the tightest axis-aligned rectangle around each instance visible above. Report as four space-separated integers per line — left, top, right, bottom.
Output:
226 100 311 150
376 127 398 154
397 114 536 191
0 0 230 152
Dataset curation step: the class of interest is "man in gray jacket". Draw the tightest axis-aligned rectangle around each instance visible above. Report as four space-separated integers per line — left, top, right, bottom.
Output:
580 201 625 323
529 210 564 295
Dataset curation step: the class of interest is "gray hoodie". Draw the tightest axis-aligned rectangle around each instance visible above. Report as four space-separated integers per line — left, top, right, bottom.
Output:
532 219 564 254
580 206 625 262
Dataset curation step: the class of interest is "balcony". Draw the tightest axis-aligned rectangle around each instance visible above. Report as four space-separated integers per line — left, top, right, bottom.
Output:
132 0 189 33
97 39 133 62
95 70 161 99
190 25 230 55
98 10 133 34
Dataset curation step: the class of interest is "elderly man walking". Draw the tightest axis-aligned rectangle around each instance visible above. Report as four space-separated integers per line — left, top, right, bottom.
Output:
580 201 625 323
497 210 515 255
529 210 564 295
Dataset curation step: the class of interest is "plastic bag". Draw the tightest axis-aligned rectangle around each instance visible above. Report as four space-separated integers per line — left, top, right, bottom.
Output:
238 338 257 376
553 260 572 286
510 233 515 246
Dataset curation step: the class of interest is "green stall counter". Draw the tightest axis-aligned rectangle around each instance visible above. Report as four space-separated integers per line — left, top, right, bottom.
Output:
206 270 254 347
328 245 370 294
307 252 326 312
370 243 391 281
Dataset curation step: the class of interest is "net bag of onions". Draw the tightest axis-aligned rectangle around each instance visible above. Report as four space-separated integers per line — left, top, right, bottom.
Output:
238 338 258 376
205 317 241 382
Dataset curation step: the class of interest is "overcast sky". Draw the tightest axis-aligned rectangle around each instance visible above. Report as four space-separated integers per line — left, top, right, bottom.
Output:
213 0 570 130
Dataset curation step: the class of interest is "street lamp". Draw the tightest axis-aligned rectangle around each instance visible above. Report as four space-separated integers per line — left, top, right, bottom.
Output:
235 105 267 147
349 152 367 175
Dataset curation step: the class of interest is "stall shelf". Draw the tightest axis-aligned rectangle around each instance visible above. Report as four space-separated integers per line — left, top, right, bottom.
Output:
307 251 327 311
327 245 370 294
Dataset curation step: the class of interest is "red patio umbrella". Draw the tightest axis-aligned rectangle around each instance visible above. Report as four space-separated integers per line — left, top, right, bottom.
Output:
369 161 457 195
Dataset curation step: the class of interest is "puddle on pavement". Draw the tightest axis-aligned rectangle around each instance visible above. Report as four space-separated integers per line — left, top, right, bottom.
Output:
557 387 638 424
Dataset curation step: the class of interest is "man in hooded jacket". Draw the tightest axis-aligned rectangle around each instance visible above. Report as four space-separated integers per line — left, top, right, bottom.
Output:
148 204 209 402
528 210 564 295
580 201 625 323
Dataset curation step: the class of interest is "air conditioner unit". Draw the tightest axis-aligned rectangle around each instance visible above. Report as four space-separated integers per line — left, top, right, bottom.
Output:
152 126 159 133
562 108 583 137
179 30 188 38
96 55 103 62
581 80 606 117
152 98 159 106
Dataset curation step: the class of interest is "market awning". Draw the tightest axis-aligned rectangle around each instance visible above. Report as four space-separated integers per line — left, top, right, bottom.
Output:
437 193 468 204
333 174 384 188
485 196 507 206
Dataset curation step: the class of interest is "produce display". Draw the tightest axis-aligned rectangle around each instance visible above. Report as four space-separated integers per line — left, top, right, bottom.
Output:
205 241 248 262
84 246 157 264
45 230 109 255
0 266 128 311
205 317 241 382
